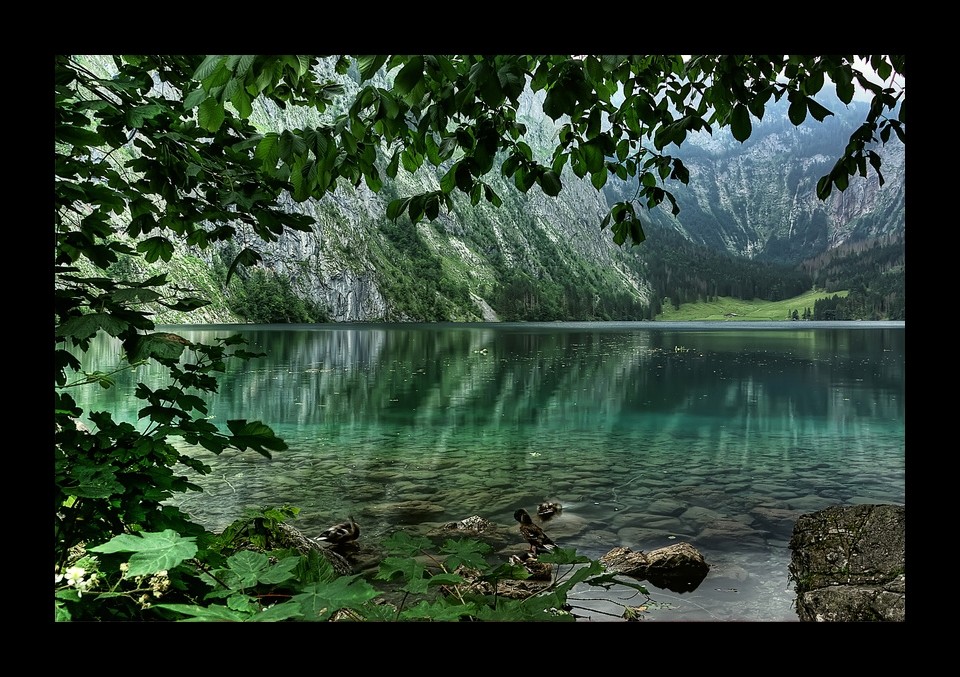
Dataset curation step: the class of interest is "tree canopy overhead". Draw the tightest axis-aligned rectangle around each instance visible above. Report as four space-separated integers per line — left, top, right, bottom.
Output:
56 55 905 279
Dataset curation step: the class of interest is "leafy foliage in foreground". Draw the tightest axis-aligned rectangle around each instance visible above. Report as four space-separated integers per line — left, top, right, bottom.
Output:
56 511 656 622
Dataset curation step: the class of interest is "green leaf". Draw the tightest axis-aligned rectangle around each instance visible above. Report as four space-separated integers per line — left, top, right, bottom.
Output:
386 152 400 179
730 103 751 142
257 556 300 585
437 538 491 570
137 237 175 263
226 419 288 457
399 599 477 621
375 555 427 583
154 603 248 622
833 67 854 104
59 464 123 499
127 104 164 128
425 194 440 221
88 529 198 577
815 175 833 201
787 93 807 126
192 55 224 82
198 98 226 133
386 198 410 221
292 577 380 621
381 531 435 558
364 166 383 193
579 141 605 174
56 313 129 340
454 162 473 193
483 183 502 207
539 170 562 197
125 332 192 363
806 98 834 123
591 169 607 190
440 163 458 194
231 88 253 119
393 56 425 102
543 85 575 121
225 247 262 285
224 550 270 588
357 55 389 82
248 601 304 622
408 194 426 223
182 88 206 111
57 125 104 148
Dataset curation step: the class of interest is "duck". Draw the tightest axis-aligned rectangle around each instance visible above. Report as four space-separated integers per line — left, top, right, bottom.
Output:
315 517 360 546
507 552 553 581
537 501 563 519
514 508 557 554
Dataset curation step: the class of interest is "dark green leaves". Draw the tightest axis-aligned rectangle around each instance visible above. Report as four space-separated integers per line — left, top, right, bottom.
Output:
292 577 380 621
225 247 263 285
542 59 590 121
57 125 104 148
127 104 164 128
124 332 192 363
393 56 425 106
539 170 562 197
56 313 129 340
832 66 855 105
543 83 577 121
806 98 834 123
226 419 289 457
730 103 752 142
601 201 646 246
137 237 175 263
787 90 807 126
357 55 389 82
198 98 226 132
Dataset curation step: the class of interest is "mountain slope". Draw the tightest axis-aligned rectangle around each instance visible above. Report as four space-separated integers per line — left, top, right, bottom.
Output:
75 56 904 323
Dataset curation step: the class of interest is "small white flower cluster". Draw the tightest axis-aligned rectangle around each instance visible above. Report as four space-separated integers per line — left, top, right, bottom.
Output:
132 570 172 608
55 558 99 597
149 571 171 597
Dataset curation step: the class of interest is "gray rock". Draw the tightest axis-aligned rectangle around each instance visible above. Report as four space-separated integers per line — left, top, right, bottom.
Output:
600 542 710 593
788 503 905 621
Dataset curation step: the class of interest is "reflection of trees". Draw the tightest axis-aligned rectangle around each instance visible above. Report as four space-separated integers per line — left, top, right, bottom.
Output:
69 327 905 446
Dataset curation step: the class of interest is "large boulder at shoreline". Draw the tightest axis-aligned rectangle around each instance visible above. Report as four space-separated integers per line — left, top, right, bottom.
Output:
788 503 905 622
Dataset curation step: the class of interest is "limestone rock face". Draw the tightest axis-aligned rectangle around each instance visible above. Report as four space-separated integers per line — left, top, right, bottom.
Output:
788 503 905 621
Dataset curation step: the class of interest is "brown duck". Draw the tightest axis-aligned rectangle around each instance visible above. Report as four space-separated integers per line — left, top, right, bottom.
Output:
315 517 360 546
537 501 562 519
514 508 557 554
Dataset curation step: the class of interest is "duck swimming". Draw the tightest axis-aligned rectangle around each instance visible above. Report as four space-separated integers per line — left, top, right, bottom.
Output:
537 501 562 519
315 517 360 546
514 508 557 554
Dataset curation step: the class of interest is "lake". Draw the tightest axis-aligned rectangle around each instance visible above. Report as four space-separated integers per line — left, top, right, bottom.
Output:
67 321 905 622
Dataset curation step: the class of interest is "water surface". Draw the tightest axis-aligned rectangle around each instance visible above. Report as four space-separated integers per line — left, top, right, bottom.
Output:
67 321 905 621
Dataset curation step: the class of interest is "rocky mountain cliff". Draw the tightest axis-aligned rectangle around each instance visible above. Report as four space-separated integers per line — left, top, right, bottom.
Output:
605 95 905 264
231 69 903 323
77 56 904 323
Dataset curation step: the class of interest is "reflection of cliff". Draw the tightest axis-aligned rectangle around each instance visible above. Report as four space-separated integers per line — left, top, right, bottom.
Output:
624 329 904 424
67 327 905 448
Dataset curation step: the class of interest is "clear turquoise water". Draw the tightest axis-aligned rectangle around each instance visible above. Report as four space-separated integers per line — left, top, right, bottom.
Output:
66 321 905 621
